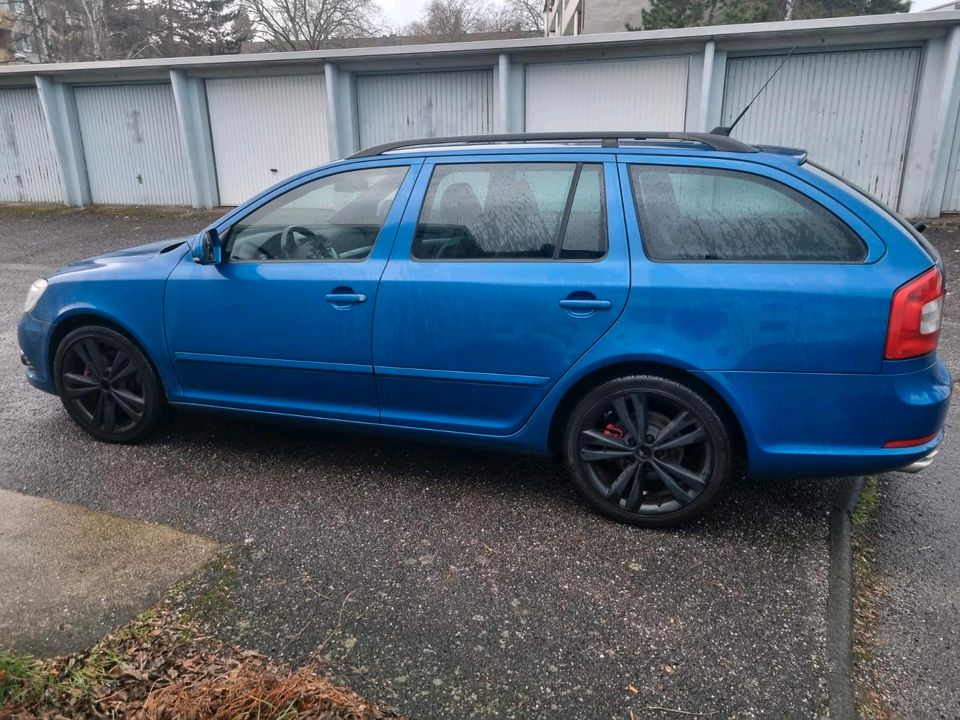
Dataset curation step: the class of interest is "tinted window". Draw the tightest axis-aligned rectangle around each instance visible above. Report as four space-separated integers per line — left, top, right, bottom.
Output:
225 166 407 261
629 165 866 262
412 162 606 260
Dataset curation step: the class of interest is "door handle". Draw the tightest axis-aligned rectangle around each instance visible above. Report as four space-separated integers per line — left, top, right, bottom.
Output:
559 298 612 311
325 293 367 305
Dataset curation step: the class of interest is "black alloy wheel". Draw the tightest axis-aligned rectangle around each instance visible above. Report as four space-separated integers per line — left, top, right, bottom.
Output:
54 326 164 443
564 375 732 527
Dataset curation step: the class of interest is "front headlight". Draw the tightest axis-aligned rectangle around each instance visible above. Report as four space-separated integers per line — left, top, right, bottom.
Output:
23 278 48 314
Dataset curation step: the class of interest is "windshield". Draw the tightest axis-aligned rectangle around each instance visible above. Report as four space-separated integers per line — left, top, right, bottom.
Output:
805 160 940 263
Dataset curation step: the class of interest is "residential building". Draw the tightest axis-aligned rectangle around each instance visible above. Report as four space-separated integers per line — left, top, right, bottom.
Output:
0 7 13 63
545 0 650 36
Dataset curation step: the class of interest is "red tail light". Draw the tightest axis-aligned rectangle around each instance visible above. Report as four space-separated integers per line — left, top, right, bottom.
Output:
884 267 944 360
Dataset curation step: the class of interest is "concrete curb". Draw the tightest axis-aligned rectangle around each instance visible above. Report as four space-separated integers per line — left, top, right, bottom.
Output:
826 476 866 720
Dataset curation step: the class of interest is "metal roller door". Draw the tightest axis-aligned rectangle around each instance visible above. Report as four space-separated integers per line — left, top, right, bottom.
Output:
722 48 921 208
525 57 689 132
74 84 191 206
356 70 494 149
941 108 960 212
0 88 63 203
206 75 329 206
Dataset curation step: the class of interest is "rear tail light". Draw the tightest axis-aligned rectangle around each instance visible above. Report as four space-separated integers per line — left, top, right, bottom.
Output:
884 267 944 360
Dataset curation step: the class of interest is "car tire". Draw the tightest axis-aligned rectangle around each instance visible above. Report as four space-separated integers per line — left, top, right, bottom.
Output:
563 374 732 528
53 325 164 443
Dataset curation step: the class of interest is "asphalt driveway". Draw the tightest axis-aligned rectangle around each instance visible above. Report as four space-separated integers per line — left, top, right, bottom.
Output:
864 220 960 718
1 205 857 718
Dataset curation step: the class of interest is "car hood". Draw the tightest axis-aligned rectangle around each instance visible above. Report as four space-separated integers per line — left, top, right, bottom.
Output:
51 237 193 276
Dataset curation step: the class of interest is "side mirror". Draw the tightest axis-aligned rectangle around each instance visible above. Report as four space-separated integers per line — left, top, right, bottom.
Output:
193 228 222 264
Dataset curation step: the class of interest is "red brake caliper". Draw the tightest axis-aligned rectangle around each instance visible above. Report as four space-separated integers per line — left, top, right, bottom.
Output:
602 423 624 440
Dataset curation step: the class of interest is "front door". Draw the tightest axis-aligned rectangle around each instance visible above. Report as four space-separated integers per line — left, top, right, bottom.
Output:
372 155 630 435
165 160 420 422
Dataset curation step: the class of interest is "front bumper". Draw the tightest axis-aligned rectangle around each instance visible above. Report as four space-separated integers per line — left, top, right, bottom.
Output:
17 312 56 394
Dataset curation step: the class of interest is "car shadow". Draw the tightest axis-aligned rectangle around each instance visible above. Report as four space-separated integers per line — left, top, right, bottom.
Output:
144 408 845 538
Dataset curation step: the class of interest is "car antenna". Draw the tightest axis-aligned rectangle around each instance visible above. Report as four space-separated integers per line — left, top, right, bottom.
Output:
711 44 799 137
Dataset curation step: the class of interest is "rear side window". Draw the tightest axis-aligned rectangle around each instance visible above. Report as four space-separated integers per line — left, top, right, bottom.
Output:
412 162 606 260
629 165 867 262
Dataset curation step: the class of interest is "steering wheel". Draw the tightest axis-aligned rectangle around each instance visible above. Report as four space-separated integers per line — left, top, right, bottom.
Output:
280 225 337 260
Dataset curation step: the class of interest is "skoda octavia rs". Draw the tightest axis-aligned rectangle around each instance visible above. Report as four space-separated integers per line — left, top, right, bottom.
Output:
17 132 951 527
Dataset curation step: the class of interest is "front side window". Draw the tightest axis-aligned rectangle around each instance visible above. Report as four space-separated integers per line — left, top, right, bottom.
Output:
412 162 606 261
225 165 408 261
629 165 867 262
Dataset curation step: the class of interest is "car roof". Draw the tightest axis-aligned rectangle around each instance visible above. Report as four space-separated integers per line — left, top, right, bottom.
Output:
347 132 808 164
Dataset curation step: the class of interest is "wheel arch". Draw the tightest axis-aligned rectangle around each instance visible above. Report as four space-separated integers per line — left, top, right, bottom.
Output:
48 311 167 400
546 360 749 468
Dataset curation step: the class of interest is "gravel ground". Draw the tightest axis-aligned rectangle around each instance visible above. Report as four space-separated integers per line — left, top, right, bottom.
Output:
0 205 849 719
865 221 960 719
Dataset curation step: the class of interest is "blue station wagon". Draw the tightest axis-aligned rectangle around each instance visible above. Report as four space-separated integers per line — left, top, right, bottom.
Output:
17 132 951 527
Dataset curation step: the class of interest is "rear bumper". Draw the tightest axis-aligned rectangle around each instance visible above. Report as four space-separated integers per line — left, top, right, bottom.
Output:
700 357 951 478
896 448 939 473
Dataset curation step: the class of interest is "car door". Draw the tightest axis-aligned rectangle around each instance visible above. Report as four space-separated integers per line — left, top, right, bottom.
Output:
164 159 421 422
372 154 629 435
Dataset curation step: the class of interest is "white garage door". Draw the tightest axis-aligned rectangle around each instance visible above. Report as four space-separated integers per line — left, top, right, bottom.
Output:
941 106 960 212
356 70 494 149
723 48 921 208
206 75 329 206
525 57 689 132
74 84 191 206
0 88 63 203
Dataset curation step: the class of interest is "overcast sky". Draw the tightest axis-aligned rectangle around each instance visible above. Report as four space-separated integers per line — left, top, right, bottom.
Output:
909 0 953 9
378 0 951 30
380 0 429 29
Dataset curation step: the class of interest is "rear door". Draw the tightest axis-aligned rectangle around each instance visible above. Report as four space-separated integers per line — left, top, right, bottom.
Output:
372 154 629 435
619 156 890 373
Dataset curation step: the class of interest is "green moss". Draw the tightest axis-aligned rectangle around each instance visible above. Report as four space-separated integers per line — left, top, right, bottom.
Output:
0 202 224 220
175 554 239 627
852 476 891 717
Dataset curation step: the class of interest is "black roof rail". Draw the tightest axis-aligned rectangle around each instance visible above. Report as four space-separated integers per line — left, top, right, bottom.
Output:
349 131 757 158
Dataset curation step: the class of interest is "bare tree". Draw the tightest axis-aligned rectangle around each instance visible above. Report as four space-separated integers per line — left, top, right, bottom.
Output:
498 0 544 32
404 0 541 40
243 0 382 50
76 0 107 58
404 0 494 41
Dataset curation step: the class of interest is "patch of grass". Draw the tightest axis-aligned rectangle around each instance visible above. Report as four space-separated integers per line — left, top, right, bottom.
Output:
0 576 399 720
0 610 161 714
0 652 48 707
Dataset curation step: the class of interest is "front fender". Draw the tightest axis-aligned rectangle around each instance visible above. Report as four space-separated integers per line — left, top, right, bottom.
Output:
31 247 190 400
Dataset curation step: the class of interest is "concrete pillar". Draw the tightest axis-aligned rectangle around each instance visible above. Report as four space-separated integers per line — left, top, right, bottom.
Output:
34 75 90 207
899 26 960 218
325 62 358 157
697 42 727 133
170 70 219 209
496 53 525 133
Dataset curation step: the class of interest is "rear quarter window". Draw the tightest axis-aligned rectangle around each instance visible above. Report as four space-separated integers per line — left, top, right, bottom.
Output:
629 165 867 262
